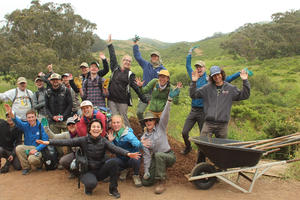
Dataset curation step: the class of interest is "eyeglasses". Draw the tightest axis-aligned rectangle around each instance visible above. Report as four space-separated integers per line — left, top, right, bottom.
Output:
144 119 154 122
123 59 132 63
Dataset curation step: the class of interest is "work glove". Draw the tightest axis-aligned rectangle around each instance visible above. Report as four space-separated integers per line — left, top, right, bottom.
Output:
132 35 140 42
244 68 253 76
188 45 200 53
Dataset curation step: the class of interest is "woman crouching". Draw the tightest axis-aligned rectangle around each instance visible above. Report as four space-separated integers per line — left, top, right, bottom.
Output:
107 115 150 187
37 119 140 198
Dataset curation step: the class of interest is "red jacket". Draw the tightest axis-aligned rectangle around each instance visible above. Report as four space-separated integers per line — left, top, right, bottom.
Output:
76 110 106 137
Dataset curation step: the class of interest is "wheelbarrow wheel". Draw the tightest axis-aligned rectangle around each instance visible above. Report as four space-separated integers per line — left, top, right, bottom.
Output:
191 162 217 190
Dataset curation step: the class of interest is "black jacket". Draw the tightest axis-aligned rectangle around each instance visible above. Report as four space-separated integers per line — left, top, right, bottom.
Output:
45 85 73 122
50 134 129 170
107 44 147 105
0 119 22 156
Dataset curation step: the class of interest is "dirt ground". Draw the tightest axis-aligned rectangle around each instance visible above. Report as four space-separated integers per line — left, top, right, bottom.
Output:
1 160 300 200
1 118 300 200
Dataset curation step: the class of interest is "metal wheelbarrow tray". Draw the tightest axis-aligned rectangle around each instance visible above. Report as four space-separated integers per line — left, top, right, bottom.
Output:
188 136 300 193
190 136 264 169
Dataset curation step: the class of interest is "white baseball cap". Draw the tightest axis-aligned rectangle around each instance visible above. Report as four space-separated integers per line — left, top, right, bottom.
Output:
80 100 93 108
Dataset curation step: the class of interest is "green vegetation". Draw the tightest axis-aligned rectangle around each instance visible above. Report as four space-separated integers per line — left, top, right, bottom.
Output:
221 10 300 60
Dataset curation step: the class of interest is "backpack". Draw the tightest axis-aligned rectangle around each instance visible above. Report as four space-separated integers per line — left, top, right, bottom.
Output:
38 124 58 170
109 68 133 106
93 107 112 131
12 88 33 107
74 146 88 189
83 108 112 131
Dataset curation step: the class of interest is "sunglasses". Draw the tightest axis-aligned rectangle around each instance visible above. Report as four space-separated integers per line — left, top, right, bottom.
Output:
144 118 154 122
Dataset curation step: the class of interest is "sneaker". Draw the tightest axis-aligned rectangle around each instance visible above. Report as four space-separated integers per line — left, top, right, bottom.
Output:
119 169 129 181
132 175 142 187
0 162 10 173
22 169 31 175
180 146 192 155
109 187 120 199
154 180 166 194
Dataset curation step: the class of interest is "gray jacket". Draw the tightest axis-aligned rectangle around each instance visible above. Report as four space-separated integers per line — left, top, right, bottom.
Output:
190 80 250 123
33 87 47 117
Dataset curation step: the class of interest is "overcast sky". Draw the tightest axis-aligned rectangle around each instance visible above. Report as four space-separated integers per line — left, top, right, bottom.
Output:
0 0 299 43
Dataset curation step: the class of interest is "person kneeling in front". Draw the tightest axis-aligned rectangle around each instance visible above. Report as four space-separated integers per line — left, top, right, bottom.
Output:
37 119 140 198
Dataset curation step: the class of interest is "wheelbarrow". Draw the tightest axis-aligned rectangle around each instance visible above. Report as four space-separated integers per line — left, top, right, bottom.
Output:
187 136 300 193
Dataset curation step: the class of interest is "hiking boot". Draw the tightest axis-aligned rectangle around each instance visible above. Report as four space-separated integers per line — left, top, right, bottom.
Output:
102 176 110 183
22 169 31 175
180 146 192 155
84 186 92 195
36 163 43 171
57 164 64 170
119 169 129 181
0 162 10 173
68 173 76 179
132 175 142 187
109 187 120 198
154 180 166 194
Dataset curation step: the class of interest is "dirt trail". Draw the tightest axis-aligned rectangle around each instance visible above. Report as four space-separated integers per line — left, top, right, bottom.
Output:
1 169 300 200
2 118 300 200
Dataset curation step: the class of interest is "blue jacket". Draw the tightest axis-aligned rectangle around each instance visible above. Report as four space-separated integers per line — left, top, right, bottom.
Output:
112 127 142 160
133 44 166 86
186 54 240 108
12 117 48 151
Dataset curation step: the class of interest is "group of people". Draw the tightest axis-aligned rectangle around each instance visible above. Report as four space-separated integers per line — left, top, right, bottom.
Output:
0 35 250 198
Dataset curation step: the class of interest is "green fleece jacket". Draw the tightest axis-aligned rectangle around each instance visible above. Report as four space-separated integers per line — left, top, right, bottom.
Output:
141 79 179 112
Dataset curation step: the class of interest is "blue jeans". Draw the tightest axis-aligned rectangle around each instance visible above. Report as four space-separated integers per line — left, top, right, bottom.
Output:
110 157 141 175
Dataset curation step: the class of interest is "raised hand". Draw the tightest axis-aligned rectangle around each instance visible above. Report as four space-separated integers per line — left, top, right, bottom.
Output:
135 77 144 87
127 152 141 160
107 129 115 142
99 52 106 60
107 34 112 44
191 70 200 82
240 69 248 80
38 72 45 77
132 34 140 44
141 138 151 148
176 82 183 89
4 104 13 118
47 64 53 72
73 114 80 122
36 140 50 145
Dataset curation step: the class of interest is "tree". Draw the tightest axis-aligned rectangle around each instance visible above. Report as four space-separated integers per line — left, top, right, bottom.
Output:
221 10 300 60
0 0 98 78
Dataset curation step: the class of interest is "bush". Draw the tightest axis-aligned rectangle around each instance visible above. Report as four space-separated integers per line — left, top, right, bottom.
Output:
263 116 298 159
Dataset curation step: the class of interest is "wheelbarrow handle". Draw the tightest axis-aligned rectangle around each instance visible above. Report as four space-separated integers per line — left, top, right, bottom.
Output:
286 158 300 164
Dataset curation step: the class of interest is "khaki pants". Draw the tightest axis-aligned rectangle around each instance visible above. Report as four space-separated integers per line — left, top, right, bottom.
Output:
50 121 68 157
142 151 176 186
50 121 67 134
15 145 42 170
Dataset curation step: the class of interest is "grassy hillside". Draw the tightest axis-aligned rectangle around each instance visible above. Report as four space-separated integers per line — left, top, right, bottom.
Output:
1 34 300 179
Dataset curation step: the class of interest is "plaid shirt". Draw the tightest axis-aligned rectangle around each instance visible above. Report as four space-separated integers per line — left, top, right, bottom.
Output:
83 75 106 108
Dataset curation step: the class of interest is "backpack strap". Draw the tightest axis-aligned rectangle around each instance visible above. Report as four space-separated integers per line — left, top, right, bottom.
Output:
12 88 18 105
38 123 42 140
127 71 133 106
83 110 98 125
25 89 33 108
